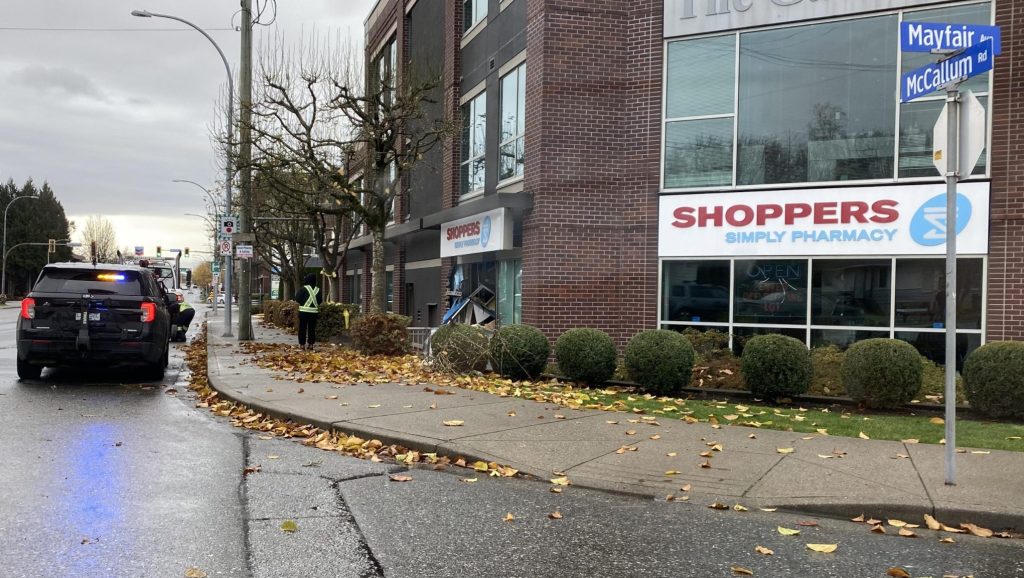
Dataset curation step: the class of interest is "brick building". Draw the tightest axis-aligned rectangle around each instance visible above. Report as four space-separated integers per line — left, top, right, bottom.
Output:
351 0 1021 366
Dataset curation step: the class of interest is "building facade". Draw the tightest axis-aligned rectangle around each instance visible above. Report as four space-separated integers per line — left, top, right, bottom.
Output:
354 0 1022 366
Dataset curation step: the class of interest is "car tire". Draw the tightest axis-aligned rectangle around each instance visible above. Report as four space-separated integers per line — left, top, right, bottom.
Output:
145 344 168 381
17 357 42 380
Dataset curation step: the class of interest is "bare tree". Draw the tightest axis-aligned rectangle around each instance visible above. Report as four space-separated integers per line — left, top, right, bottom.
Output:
80 215 118 263
240 30 451 313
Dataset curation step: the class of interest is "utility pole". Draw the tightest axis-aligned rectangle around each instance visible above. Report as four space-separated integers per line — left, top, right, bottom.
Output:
238 0 254 340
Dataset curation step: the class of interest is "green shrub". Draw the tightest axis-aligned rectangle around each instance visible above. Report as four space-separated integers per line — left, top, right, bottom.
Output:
555 328 618 385
963 341 1024 419
809 345 846 396
624 330 695 395
489 324 550 380
741 335 811 400
841 339 923 409
351 312 410 356
682 328 731 361
432 324 491 372
316 302 360 343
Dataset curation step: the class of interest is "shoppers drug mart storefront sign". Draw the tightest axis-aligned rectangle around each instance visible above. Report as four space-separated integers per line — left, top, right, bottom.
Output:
659 182 989 257
441 208 513 258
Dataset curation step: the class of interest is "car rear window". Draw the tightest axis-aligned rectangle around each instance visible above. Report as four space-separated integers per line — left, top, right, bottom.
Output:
34 269 144 296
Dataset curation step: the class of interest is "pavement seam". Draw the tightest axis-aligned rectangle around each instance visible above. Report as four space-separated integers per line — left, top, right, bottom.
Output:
906 441 939 516
237 433 257 578
328 479 386 578
740 453 786 498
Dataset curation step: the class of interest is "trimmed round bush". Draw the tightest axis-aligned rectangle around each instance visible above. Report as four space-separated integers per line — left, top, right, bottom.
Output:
841 338 923 409
431 324 490 372
740 334 811 399
555 328 618 385
489 324 550 380
963 341 1024 419
351 313 410 356
624 330 695 395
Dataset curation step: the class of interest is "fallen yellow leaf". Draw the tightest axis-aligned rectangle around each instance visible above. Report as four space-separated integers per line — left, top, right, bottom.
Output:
859 432 870 440
929 417 945 425
548 511 563 520
550 486 563 493
389 474 413 482
871 524 886 534
898 527 917 537
680 484 691 492
625 430 637 436
961 523 993 538
550 476 571 486
777 448 794 454
755 545 774 556
472 461 489 472
901 438 919 444
759 507 777 512
368 404 381 408
730 566 754 576
733 504 748 512
460 477 478 483
503 512 515 522
939 537 956 543
442 420 465 426
280 520 298 533
888 519 908 528
665 470 682 476
886 568 911 578
924 513 941 530
777 526 800 536
806 543 837 553
708 502 729 510
185 569 208 578
666 452 678 457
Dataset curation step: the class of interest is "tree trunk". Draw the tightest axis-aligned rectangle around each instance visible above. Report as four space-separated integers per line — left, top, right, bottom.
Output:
370 230 386 314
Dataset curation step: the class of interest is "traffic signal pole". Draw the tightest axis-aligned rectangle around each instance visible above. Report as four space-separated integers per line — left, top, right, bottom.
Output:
236 0 254 341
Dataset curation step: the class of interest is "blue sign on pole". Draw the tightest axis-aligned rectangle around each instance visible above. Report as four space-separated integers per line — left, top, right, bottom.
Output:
901 21 1001 55
901 39 994 103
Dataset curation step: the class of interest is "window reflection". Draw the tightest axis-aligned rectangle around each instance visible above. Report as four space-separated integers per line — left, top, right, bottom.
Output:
734 259 808 325
894 259 982 329
662 261 730 323
812 259 890 326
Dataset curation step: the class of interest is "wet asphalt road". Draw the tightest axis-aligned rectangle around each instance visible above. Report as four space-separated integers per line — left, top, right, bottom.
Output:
1 303 1023 578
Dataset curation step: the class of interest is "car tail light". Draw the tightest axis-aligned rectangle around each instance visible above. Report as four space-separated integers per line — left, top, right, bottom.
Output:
140 302 157 323
20 298 35 320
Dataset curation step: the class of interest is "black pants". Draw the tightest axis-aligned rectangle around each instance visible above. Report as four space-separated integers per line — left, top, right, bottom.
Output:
174 308 196 341
298 311 318 346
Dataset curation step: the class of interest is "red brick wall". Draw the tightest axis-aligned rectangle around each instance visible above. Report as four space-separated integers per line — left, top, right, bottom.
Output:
440 0 463 318
987 2 1023 342
521 0 660 348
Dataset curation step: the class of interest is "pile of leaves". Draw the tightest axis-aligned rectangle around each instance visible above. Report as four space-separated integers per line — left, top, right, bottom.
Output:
182 325 519 478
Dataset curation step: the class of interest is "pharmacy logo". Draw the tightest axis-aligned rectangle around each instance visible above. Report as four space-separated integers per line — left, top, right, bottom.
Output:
910 193 972 246
480 216 492 248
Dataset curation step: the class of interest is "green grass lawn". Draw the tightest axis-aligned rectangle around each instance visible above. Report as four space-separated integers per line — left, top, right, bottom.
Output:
544 387 1024 452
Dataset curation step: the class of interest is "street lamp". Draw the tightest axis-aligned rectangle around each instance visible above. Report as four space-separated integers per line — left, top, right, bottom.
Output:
133 8 234 337
1 194 38 302
172 179 222 213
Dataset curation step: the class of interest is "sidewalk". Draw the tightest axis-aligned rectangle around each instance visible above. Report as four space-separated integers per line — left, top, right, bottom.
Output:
205 318 1024 531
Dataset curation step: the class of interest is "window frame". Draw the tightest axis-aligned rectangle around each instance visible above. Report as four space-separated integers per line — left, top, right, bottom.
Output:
660 1 994 194
498 62 526 186
460 90 487 199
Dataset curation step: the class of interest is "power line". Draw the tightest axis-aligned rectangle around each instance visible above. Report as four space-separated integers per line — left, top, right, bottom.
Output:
0 26 236 32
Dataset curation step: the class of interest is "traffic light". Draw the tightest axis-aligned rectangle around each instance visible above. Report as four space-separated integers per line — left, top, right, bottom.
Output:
47 239 56 253
184 247 190 258
156 245 162 258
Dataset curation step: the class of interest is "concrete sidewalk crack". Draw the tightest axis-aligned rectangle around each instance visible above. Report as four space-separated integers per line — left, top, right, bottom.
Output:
330 479 386 578
906 442 937 514
740 454 785 498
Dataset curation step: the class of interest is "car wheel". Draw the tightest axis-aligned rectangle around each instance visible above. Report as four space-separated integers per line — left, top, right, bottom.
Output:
17 357 42 380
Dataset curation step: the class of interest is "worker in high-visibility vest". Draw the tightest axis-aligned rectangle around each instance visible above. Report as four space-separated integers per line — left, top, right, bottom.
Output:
173 301 195 342
294 273 322 350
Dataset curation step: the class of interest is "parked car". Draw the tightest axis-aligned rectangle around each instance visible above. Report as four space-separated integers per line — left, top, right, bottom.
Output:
16 263 176 380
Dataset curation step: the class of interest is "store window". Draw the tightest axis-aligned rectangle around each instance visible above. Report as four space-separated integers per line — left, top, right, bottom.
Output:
464 0 487 32
499 63 526 182
497 259 522 325
348 272 362 311
660 257 985 364
461 92 486 196
663 2 992 190
386 271 393 312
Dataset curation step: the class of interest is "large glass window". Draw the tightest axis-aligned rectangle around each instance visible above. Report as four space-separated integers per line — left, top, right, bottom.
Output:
733 259 808 325
464 0 487 32
660 257 985 364
663 2 992 189
461 92 486 196
499 63 526 182
662 260 730 323
497 259 522 325
812 259 890 327
664 35 735 188
374 39 396 106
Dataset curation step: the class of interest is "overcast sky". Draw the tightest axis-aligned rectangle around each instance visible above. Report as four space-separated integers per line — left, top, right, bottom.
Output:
0 0 375 266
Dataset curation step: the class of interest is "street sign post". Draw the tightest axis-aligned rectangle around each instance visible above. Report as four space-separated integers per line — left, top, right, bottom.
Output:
219 239 232 256
220 215 240 235
235 244 253 259
899 22 999 486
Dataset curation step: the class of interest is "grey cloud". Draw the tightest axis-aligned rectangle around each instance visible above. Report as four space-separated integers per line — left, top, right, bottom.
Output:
9 65 109 101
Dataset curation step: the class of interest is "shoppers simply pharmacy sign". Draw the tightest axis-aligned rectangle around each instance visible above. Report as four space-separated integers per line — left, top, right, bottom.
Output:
440 208 513 258
658 182 989 257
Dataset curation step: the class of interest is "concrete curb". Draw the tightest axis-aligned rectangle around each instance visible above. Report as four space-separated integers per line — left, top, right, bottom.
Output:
202 328 1023 533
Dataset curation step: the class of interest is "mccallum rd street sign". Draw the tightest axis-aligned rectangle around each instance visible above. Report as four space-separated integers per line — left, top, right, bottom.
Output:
900 21 1001 55
901 38 994 103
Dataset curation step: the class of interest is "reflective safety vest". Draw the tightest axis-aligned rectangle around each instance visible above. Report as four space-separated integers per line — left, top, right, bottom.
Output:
299 285 320 313
179 302 193 312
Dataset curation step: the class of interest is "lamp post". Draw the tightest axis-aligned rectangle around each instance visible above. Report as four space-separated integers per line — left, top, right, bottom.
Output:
133 8 234 337
177 179 223 314
1 194 38 302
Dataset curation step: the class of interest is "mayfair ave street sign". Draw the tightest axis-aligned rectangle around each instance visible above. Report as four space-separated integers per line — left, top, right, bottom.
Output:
901 21 1001 54
664 0 945 38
